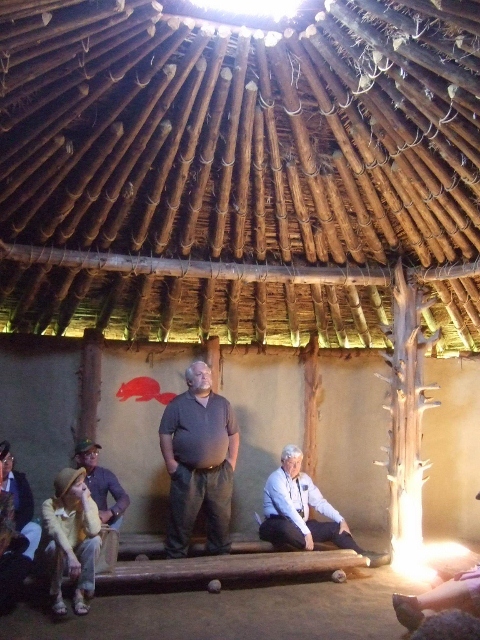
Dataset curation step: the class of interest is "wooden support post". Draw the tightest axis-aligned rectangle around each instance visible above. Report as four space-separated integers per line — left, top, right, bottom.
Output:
79 328 104 441
206 336 220 394
302 335 321 479
381 261 440 565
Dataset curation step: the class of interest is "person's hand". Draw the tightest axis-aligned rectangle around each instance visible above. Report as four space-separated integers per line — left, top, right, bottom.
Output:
67 554 82 580
339 519 352 536
167 461 179 476
304 533 314 551
226 457 236 471
99 509 113 524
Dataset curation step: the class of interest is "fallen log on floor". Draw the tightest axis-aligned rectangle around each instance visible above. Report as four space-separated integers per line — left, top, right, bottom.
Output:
96 549 369 586
118 533 334 557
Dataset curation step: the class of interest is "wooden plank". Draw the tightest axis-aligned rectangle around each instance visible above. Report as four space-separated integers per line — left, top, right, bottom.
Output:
97 550 369 585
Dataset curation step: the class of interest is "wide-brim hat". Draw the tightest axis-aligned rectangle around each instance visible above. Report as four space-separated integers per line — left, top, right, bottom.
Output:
54 467 86 498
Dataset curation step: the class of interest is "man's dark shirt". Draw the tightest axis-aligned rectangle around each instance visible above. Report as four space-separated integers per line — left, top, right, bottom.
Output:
84 466 130 517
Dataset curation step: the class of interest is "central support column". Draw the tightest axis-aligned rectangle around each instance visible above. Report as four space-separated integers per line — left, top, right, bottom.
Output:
377 262 440 565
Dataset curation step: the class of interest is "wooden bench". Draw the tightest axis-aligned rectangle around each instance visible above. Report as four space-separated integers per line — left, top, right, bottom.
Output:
96 549 369 587
118 533 335 558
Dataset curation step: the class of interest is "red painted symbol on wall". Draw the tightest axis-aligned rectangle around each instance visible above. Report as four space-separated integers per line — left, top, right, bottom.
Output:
116 377 176 404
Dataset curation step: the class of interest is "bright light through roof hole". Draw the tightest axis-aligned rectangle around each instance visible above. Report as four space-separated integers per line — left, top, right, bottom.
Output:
189 0 303 22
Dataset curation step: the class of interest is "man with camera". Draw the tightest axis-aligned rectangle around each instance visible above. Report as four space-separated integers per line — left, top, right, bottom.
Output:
259 444 389 567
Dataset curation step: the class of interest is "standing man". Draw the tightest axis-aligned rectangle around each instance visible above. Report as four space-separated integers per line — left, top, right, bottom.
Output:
159 361 240 558
74 439 130 531
259 444 390 567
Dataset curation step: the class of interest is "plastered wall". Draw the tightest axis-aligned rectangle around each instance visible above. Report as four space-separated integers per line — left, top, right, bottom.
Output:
1 334 479 544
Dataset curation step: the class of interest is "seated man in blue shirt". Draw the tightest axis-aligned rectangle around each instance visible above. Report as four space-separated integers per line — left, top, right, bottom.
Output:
74 439 130 531
259 444 389 568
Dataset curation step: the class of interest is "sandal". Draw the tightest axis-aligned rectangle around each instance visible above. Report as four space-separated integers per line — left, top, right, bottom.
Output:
73 596 90 616
52 598 68 617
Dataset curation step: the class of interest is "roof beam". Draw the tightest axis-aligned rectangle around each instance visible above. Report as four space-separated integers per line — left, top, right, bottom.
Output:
0 241 392 286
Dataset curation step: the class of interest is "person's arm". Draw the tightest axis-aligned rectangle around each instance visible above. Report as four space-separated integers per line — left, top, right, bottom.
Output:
159 433 178 475
102 469 130 522
80 492 102 537
42 499 76 557
226 432 239 471
306 476 344 524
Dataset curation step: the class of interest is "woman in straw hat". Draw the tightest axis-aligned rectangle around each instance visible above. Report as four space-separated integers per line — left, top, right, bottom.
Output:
42 467 101 617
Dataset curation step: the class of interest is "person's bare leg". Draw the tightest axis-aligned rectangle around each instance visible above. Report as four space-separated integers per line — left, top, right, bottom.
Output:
417 579 472 611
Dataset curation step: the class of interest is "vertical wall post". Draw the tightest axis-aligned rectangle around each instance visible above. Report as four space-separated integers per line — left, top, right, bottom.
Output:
206 336 221 393
302 334 321 479
78 328 104 440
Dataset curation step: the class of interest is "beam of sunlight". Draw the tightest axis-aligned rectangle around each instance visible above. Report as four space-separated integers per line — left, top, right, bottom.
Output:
189 0 304 22
392 540 474 583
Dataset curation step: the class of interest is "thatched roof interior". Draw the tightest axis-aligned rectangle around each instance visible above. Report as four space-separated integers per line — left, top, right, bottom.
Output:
2 0 480 352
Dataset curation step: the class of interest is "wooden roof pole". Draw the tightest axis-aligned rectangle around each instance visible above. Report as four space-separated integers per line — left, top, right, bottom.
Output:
124 274 155 341
55 270 95 336
331 152 386 264
178 67 233 256
366 285 392 349
82 47 202 247
254 282 267 345
374 128 479 257
9 144 74 234
0 240 393 285
376 260 440 565
300 37 399 251
58 66 177 245
227 280 242 345
432 281 477 351
448 279 480 330
303 26 451 264
0 134 66 206
6 264 51 333
95 273 129 333
285 33 386 264
0 11 53 43
0 264 28 305
0 84 90 180
252 107 267 262
325 0 480 98
150 31 230 255
0 12 163 108
284 282 300 348
157 278 183 342
42 123 124 241
304 30 433 268
325 286 348 347
210 30 251 259
11 24 184 241
285 162 317 264
380 0 480 37
98 120 172 248
34 268 79 335
460 279 480 319
199 279 216 343
310 284 330 348
3 8 134 71
0 0 123 21
254 33 292 264
265 38 347 264
233 80 257 260
345 285 371 348
104 26 215 251
324 173 366 264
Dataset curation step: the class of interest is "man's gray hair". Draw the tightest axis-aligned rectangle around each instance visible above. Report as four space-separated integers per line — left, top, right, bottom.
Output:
281 444 303 461
185 361 210 382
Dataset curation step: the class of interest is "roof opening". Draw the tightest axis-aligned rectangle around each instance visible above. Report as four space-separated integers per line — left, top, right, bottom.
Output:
188 0 303 22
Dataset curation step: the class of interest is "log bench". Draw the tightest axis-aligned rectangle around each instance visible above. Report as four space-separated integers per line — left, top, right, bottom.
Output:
96 549 369 588
118 533 334 558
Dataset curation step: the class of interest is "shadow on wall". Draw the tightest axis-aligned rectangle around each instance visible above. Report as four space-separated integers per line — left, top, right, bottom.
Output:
145 466 171 533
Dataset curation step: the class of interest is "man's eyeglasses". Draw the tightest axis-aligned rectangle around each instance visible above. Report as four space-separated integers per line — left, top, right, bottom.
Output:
1 456 14 465
83 451 99 458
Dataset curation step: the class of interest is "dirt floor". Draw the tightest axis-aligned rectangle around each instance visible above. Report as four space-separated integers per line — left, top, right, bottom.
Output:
7 533 477 640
